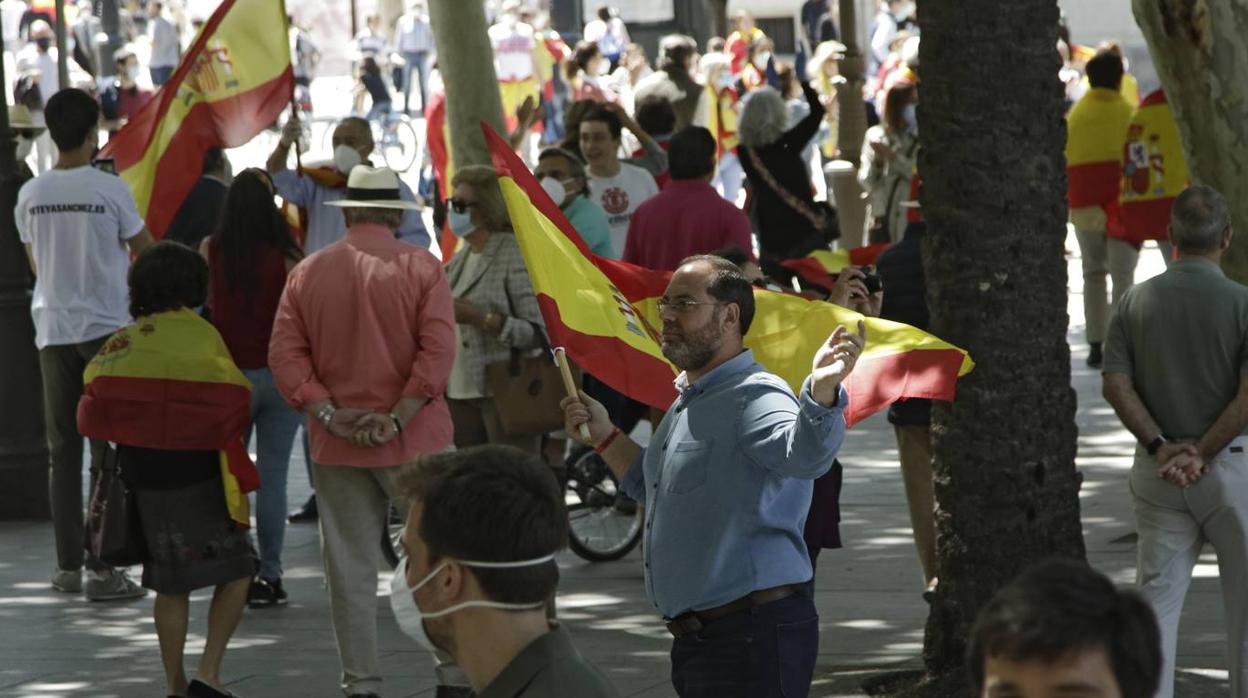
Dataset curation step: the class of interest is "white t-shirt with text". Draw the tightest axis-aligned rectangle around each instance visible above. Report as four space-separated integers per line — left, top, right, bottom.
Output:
587 163 659 259
16 166 145 349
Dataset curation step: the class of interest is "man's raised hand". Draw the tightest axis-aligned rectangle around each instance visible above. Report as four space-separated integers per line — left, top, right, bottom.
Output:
810 320 867 407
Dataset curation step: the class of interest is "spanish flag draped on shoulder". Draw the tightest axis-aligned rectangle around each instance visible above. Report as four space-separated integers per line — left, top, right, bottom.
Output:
99 0 294 238
484 127 974 427
77 310 259 527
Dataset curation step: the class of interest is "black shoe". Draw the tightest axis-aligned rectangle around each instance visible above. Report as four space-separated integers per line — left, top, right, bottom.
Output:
1087 342 1103 369
288 495 318 523
247 577 288 608
434 688 474 698
348 694 382 698
187 679 239 698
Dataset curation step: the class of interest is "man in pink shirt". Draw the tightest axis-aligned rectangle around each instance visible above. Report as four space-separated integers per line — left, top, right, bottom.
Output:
269 166 455 698
622 126 754 271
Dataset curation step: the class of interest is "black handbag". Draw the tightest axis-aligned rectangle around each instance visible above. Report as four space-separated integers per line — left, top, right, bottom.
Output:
85 446 148 567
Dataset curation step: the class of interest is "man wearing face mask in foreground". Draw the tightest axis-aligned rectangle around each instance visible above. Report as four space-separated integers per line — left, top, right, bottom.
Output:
266 115 429 254
390 445 620 697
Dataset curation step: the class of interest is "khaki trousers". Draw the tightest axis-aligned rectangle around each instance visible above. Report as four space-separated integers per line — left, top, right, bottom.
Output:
1131 438 1248 698
314 462 402 696
895 425 937 587
1074 224 1139 344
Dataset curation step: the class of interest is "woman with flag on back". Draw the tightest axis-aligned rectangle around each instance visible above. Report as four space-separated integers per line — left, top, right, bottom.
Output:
78 242 259 698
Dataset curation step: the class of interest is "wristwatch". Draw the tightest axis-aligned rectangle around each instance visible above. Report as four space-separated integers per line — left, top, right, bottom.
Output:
315 404 337 429
1144 435 1168 456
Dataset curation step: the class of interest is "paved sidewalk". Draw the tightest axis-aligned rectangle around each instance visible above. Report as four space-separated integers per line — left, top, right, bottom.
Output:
0 238 1230 697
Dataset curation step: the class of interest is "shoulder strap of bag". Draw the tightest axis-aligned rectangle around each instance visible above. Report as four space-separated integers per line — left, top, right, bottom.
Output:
744 146 829 229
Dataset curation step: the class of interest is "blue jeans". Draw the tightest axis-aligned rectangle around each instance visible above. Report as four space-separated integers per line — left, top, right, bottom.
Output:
150 65 174 86
670 591 819 697
402 50 428 115
243 367 302 581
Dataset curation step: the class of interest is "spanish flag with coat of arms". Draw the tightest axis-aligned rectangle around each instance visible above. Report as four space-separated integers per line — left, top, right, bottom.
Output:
1120 90 1188 244
484 126 974 427
100 0 294 238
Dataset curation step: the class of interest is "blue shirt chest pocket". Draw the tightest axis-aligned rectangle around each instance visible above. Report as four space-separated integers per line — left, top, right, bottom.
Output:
663 440 712 494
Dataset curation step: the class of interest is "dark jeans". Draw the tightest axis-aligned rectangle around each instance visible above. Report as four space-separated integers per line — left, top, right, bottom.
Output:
39 335 111 572
402 50 428 115
150 65 174 86
670 591 819 698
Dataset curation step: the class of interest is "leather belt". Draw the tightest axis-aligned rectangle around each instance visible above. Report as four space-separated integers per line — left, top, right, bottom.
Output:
664 584 801 639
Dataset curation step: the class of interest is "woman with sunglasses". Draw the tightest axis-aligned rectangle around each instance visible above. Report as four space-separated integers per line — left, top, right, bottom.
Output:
443 165 548 454
199 168 305 609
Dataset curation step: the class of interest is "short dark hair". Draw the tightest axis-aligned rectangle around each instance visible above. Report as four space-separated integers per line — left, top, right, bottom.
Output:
968 558 1162 698
128 241 209 318
581 104 623 141
596 4 610 22
680 254 756 336
399 445 567 605
657 34 698 74
45 89 100 151
635 96 676 138
668 126 716 180
203 147 226 175
1085 50 1125 90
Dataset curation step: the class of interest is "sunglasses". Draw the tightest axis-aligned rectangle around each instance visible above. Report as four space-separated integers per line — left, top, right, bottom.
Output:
445 197 478 214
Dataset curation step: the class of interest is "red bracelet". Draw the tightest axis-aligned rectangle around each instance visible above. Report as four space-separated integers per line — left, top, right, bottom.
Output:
594 427 623 454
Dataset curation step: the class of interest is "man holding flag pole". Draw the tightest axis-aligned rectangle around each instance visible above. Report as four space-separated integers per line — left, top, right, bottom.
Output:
562 255 865 698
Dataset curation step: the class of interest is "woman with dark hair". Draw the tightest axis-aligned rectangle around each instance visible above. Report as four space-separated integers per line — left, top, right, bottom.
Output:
565 40 617 104
200 168 304 609
858 79 918 243
78 242 257 698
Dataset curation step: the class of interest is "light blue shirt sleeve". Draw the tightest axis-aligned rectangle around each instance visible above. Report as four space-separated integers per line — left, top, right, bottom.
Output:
737 376 847 479
271 169 318 209
568 197 614 258
619 449 647 502
397 179 430 248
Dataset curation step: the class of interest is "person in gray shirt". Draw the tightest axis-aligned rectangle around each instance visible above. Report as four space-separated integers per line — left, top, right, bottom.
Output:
1102 185 1248 698
390 445 619 698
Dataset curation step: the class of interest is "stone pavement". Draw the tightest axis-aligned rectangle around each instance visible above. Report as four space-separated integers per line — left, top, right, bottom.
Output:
0 238 1231 697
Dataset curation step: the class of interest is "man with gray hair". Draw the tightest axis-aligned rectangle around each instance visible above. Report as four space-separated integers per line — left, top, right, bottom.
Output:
1102 184 1248 698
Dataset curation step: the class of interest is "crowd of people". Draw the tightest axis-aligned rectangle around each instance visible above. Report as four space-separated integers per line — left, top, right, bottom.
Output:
7 2 1247 698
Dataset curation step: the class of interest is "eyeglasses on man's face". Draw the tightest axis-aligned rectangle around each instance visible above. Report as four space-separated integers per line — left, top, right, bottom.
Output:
656 299 725 314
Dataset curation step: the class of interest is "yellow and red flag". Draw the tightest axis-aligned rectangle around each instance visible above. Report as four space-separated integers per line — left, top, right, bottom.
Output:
1120 90 1188 244
781 244 892 291
78 309 258 526
1066 88 1134 236
99 0 294 238
485 126 973 427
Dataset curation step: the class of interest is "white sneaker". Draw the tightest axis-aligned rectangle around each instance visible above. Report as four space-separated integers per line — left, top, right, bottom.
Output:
85 568 146 601
51 568 83 593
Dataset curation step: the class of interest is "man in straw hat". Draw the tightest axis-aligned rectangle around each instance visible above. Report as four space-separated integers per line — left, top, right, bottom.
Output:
269 165 456 698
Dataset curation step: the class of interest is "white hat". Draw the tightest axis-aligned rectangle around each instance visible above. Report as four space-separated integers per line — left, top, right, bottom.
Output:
325 166 421 210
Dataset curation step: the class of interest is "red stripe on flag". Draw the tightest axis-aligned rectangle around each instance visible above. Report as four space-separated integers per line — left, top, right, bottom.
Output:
538 295 678 410
780 256 836 289
849 243 892 267
1120 196 1175 244
78 376 252 450
843 348 966 427
1066 161 1121 209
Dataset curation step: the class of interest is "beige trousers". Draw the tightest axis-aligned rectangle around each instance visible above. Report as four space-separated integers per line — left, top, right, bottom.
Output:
1072 205 1140 344
1131 438 1248 698
895 425 938 587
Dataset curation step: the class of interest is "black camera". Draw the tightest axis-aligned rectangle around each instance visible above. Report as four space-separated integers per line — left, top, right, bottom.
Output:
861 265 883 295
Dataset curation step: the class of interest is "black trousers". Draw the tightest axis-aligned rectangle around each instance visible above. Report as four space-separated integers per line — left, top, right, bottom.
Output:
670 591 819 698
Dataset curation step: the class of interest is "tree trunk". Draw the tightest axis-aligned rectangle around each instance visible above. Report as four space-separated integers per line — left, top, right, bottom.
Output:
707 0 729 41
916 0 1086 690
1133 0 1248 284
428 0 507 170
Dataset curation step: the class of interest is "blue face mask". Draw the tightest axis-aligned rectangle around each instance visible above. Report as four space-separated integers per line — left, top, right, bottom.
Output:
447 208 475 237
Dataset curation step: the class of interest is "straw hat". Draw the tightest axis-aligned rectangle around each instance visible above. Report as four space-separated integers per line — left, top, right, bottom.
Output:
8 105 45 135
324 166 421 210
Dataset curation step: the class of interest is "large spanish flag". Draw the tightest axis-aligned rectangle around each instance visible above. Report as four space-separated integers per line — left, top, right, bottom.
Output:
781 244 892 291
485 126 973 427
99 0 294 238
1120 90 1188 244
78 309 258 526
1066 88 1134 235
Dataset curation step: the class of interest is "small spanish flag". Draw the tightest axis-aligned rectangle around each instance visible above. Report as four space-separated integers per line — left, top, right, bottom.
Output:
100 0 294 238
1120 90 1188 244
781 244 893 291
485 125 973 427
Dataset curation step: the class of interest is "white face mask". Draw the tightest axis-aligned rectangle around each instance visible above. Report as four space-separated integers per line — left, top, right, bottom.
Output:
333 144 363 175
389 553 557 653
595 59 611 76
539 176 576 207
126 64 141 82
754 51 771 70
15 136 33 161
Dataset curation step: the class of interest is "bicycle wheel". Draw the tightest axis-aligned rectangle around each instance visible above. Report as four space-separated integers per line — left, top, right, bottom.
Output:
381 115 420 173
380 502 404 569
564 447 643 562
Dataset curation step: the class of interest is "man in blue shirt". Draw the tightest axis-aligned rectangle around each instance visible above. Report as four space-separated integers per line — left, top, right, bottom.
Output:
562 254 865 697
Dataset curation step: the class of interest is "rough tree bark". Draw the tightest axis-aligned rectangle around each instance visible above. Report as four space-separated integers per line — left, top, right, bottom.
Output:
1133 0 1248 284
915 0 1086 691
428 0 506 169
